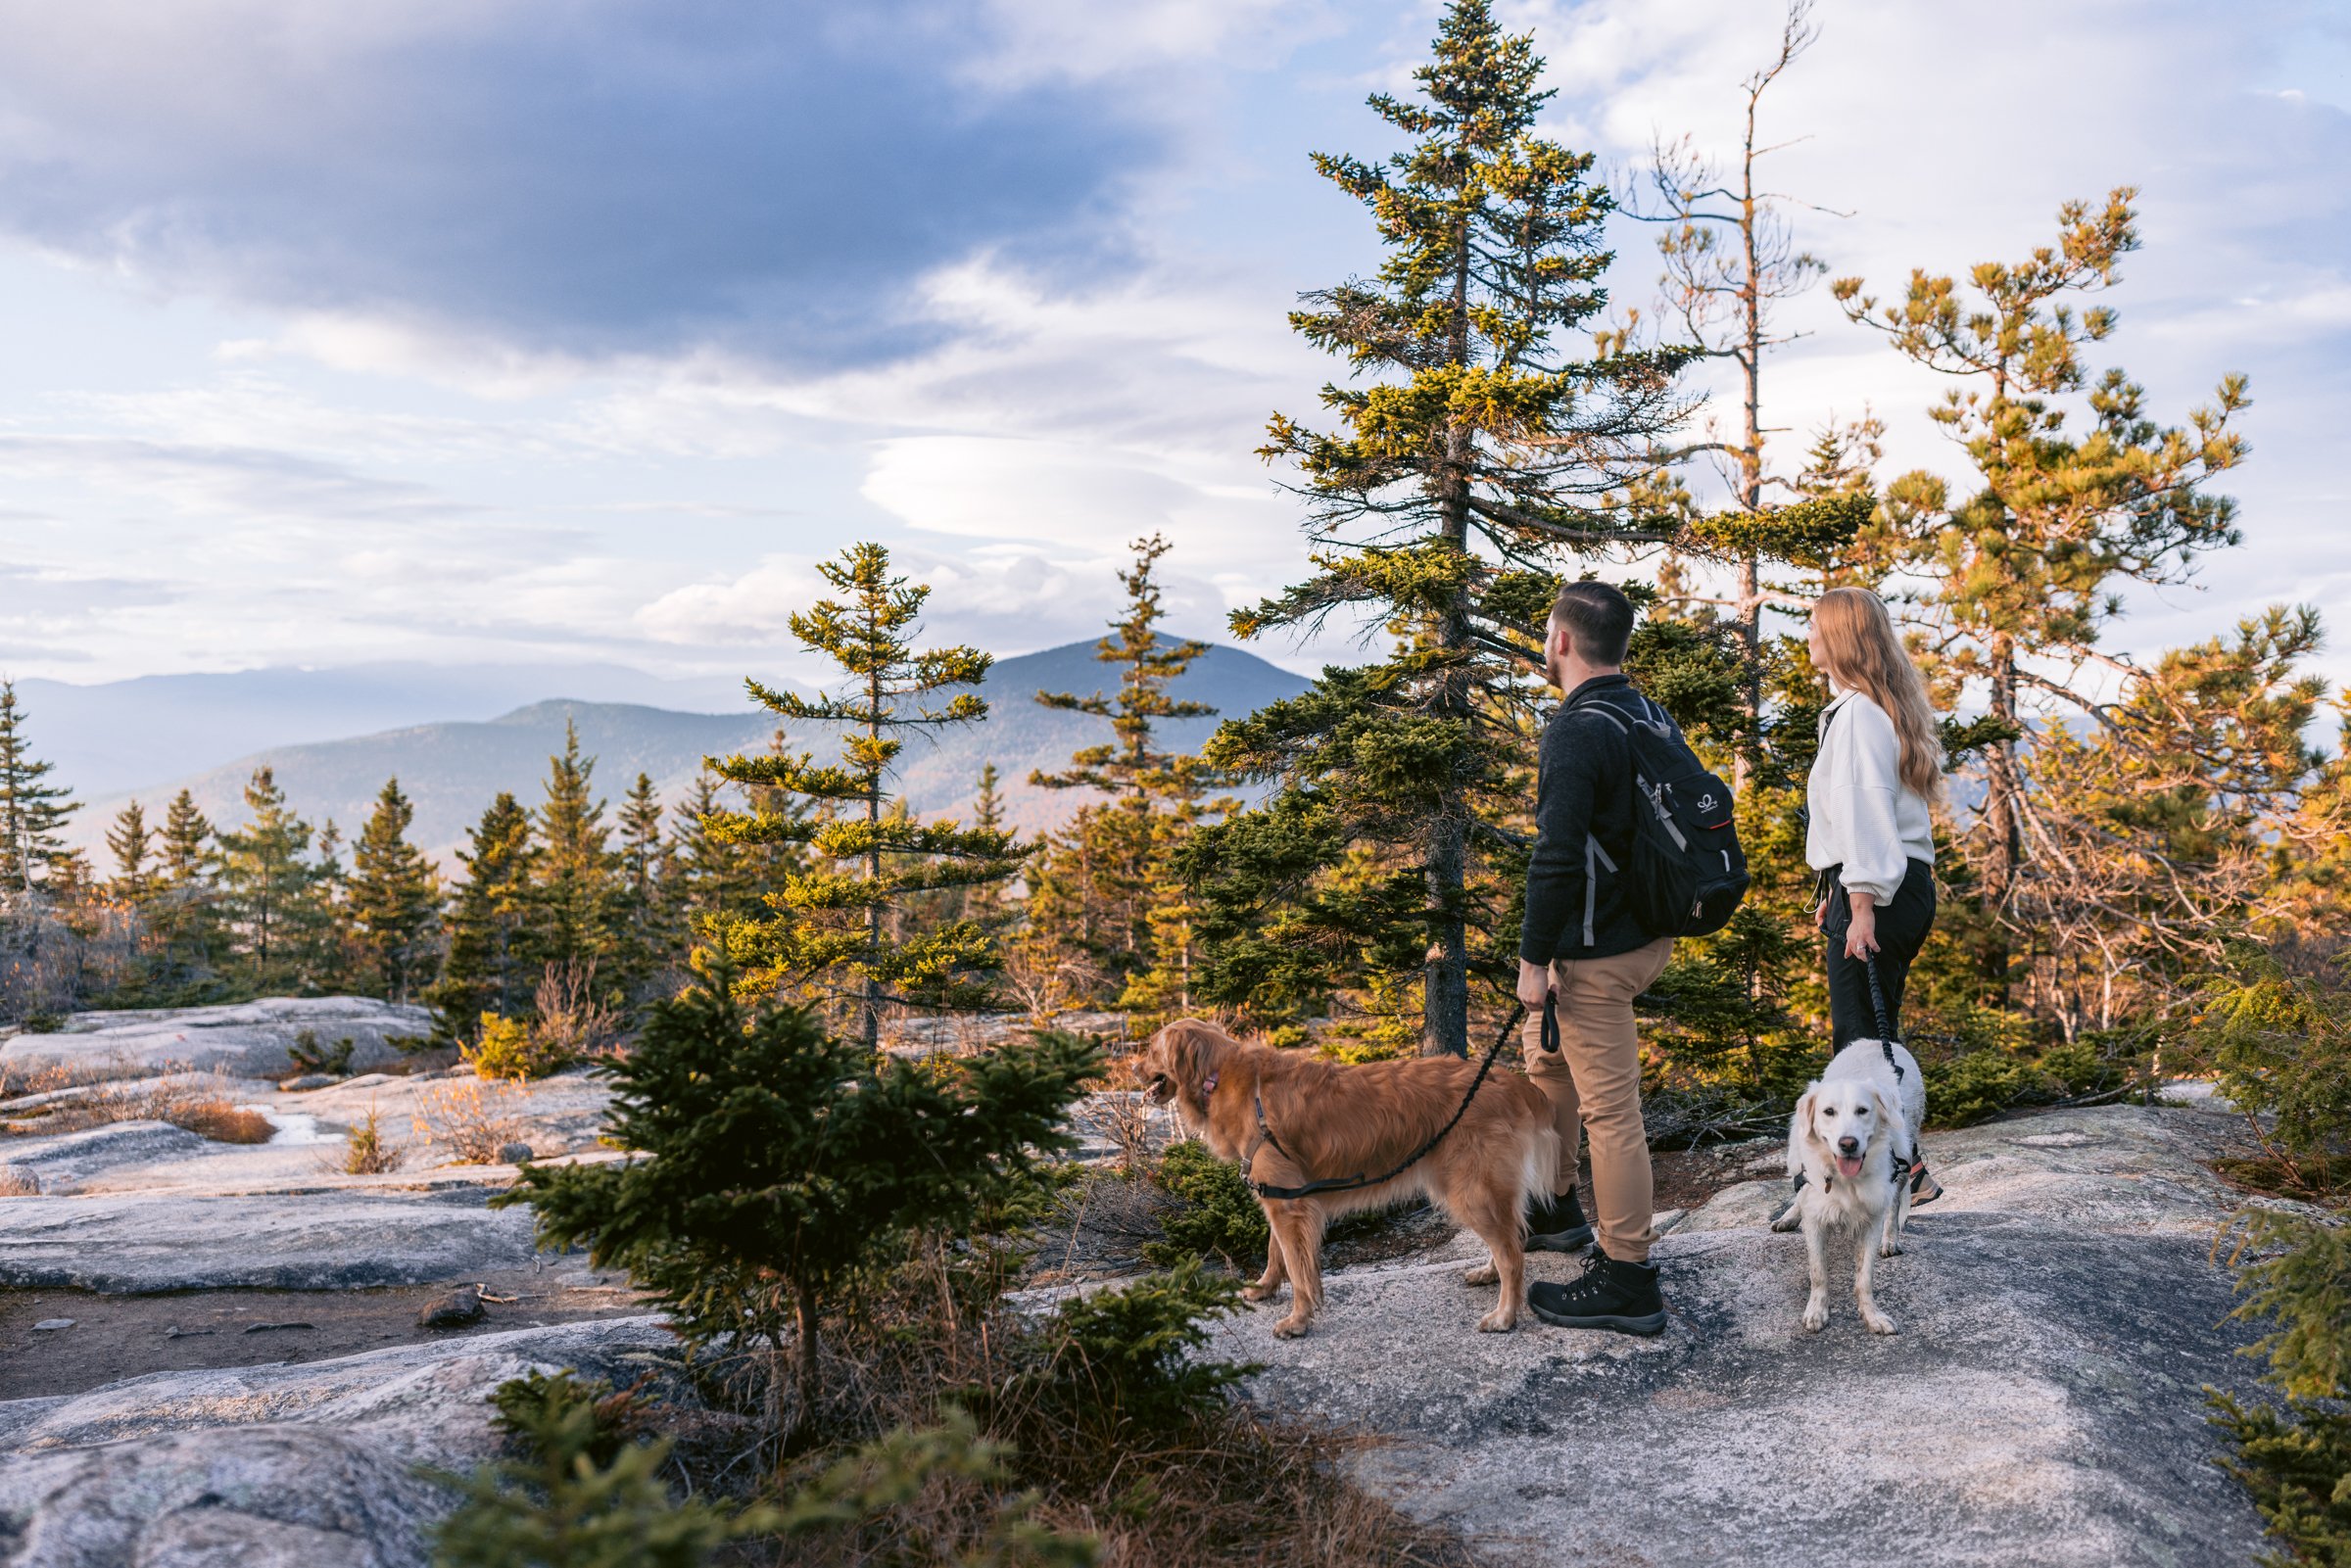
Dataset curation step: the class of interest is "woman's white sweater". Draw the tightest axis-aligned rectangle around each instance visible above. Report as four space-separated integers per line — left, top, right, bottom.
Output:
1805 689 1935 903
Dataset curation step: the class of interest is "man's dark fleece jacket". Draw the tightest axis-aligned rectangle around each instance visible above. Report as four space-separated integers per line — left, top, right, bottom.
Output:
1519 673 1655 965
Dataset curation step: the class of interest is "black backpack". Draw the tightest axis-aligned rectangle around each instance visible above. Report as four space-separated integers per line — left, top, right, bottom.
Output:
1569 689 1750 939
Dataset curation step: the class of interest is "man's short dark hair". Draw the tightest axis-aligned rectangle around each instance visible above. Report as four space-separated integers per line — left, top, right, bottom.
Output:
1549 581 1635 666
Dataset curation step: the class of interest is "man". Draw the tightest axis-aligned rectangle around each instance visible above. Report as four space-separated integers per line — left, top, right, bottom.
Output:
1516 581 1675 1336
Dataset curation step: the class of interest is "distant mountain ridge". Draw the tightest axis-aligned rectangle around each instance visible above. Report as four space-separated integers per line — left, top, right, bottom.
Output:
58 641 1313 863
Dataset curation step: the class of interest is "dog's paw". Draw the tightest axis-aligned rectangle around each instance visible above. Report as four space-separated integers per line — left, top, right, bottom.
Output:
1769 1208 1802 1234
1863 1310 1898 1336
1272 1315 1313 1340
1240 1283 1278 1303
1877 1239 1905 1259
1462 1262 1498 1287
1476 1306 1517 1333
1801 1299 1828 1333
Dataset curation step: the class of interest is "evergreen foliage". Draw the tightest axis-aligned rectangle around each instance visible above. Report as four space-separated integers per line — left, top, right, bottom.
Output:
0 682 77 894
503 957 1100 1443
704 543 1022 1049
105 800 155 903
610 770 673 999
347 778 441 1002
534 719 622 977
1024 1260 1250 1433
1140 1140 1269 1270
432 1371 751 1568
214 767 329 992
429 792 541 1037
1835 189 2250 997
1195 0 1693 1054
1021 536 1226 1017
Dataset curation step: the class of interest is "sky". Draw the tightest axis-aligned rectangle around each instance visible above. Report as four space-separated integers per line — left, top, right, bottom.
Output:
0 0 2345 699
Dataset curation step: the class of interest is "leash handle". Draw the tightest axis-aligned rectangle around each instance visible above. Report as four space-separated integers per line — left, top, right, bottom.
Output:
1541 989 1560 1054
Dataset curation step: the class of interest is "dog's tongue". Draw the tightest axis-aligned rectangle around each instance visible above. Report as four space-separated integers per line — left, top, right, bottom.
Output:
1836 1154 1864 1180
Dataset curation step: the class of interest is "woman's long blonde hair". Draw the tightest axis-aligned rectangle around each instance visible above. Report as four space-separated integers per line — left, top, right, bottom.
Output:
1814 587 1943 802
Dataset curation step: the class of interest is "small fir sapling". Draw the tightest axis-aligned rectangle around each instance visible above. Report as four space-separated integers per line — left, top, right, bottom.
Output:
500 955 1100 1447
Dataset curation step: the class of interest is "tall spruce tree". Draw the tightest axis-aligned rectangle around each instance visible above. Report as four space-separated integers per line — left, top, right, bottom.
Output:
215 768 328 992
0 682 77 895
149 788 222 986
1196 0 1692 1054
1834 190 2248 984
705 543 1022 1051
159 790 214 886
1024 536 1227 1011
609 770 674 1000
348 778 441 1002
107 800 155 903
429 792 541 1035
532 720 620 979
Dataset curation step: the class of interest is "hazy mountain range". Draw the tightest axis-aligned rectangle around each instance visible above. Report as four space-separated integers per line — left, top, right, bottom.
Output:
39 641 1313 864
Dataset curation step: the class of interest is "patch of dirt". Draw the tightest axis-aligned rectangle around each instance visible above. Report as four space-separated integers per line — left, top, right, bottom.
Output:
0 1262 656 1401
1651 1142 1782 1215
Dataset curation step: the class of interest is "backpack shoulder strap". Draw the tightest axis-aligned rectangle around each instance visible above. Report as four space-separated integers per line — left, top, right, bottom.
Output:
1563 684 1640 732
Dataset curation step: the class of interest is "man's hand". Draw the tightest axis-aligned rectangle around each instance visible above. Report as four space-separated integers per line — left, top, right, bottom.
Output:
1516 958 1554 1010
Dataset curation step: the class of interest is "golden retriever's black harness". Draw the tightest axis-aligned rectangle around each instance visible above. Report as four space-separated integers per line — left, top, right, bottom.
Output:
1242 994 1556 1201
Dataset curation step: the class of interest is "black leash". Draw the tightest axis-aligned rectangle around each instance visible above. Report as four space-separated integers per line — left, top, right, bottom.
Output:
1245 993 1550 1202
1864 952 1905 1084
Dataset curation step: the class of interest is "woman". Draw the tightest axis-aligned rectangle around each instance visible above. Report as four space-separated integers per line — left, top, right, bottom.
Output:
1806 586 1943 1204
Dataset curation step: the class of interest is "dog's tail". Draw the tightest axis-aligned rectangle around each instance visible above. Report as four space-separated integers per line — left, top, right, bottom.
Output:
1521 1125 1560 1220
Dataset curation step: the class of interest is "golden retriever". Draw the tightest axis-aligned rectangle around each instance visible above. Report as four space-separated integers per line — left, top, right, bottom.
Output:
1771 1037 1926 1335
1139 1019 1559 1338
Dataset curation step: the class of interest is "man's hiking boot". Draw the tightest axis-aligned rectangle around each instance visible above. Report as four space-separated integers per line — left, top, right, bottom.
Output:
1527 1248 1667 1336
1526 1187 1594 1253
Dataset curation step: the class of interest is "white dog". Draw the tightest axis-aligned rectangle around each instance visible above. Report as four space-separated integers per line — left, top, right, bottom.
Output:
1769 1037 1925 1335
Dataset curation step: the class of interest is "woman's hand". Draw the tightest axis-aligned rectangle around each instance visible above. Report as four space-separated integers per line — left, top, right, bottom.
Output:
1516 958 1554 1010
1843 892 1881 960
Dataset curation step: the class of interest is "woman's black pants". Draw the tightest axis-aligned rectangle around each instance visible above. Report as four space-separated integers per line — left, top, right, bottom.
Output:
1822 858 1937 1049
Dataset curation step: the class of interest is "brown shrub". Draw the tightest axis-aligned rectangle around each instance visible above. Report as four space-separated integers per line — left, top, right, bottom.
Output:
0 1165 36 1196
415 1080 529 1164
168 1101 276 1144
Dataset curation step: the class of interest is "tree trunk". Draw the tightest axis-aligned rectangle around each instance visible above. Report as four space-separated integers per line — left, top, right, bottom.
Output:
864 666 883 1055
1733 101 1765 792
1424 219 1476 1059
1981 635 2023 1002
789 1276 821 1453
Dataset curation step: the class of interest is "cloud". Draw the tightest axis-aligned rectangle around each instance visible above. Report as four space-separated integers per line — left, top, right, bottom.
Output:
0 0 1167 367
634 543 1234 670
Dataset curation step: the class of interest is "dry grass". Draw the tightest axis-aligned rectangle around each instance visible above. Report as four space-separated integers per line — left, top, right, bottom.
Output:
414 1079 530 1164
339 1103 407 1174
3 1067 274 1144
167 1101 275 1144
0 1164 36 1196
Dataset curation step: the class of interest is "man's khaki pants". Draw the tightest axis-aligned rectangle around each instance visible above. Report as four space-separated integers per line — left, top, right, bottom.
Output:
1520 936 1674 1262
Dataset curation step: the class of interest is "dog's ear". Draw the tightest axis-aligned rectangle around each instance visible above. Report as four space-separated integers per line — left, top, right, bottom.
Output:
1870 1082 1908 1156
1161 1020 1223 1103
1796 1085 1822 1145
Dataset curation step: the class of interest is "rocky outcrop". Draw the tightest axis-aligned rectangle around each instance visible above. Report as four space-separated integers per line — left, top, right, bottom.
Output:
2 998 435 1083
0 1317 674 1568
1207 1103 2270 1567
0 1191 543 1291
0 1121 211 1195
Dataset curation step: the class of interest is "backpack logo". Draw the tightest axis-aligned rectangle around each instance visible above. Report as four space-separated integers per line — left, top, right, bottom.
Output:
1696 791 1719 812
